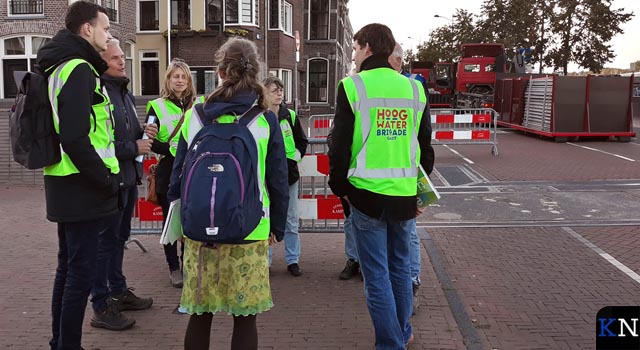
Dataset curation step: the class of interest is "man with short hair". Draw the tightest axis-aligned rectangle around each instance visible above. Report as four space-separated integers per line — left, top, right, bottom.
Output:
89 39 155 331
36 1 117 348
328 23 434 350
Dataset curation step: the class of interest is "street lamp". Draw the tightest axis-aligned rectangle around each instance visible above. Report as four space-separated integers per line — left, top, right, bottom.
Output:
434 14 453 27
406 36 421 52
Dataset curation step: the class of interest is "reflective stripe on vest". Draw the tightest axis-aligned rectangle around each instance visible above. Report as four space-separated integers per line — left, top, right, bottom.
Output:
280 109 301 162
183 106 271 241
44 59 119 176
348 73 421 179
341 69 425 196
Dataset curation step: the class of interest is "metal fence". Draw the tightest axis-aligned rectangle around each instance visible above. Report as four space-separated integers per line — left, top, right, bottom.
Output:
430 108 499 156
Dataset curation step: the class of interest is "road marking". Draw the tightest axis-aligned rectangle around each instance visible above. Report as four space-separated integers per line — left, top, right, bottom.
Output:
566 142 636 162
563 227 640 285
442 145 474 164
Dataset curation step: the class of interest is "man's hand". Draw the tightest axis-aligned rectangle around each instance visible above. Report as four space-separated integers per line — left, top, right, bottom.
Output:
143 123 158 140
136 139 153 155
416 206 426 216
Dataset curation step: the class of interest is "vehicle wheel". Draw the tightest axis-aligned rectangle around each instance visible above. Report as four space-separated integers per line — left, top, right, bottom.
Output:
491 145 499 157
554 137 568 143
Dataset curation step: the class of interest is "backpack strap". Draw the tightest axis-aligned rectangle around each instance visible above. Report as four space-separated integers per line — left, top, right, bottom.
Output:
238 105 265 127
168 108 188 142
194 103 264 127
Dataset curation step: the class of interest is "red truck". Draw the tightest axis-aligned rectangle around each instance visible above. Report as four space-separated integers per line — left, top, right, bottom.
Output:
410 43 506 109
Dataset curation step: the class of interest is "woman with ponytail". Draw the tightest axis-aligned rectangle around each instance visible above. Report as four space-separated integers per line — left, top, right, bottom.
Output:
167 38 289 350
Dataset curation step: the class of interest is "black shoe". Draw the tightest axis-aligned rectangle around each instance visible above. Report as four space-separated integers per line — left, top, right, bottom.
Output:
287 263 303 276
90 300 135 331
339 259 360 280
112 288 153 311
412 283 419 315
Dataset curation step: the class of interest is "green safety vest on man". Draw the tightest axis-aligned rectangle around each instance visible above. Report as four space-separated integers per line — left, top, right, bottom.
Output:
147 96 205 157
44 58 119 176
341 68 426 196
181 107 272 241
279 109 302 162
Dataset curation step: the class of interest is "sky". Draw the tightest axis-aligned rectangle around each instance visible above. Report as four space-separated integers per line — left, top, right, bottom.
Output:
347 0 640 71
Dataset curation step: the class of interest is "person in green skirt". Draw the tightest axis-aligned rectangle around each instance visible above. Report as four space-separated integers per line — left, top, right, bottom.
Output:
167 37 289 350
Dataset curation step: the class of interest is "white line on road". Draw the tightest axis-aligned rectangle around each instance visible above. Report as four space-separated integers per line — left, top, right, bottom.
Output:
566 142 636 162
442 145 474 164
563 227 640 285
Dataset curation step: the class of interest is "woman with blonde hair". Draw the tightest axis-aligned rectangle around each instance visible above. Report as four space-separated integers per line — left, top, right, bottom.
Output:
167 38 289 350
147 58 203 287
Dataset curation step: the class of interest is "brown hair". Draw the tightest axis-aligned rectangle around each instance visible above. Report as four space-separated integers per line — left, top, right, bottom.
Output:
263 75 284 89
353 23 396 58
65 0 108 34
160 58 196 107
207 38 267 109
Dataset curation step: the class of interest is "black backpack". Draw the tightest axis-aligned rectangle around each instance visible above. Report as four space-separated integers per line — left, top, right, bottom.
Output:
9 69 61 169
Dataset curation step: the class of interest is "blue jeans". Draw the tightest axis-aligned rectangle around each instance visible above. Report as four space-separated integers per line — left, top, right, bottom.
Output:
344 214 358 262
50 219 107 350
351 206 413 350
91 186 137 310
409 222 420 286
269 181 300 265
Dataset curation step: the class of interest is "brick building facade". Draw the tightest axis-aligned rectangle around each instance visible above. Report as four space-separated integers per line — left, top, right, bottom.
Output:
0 0 136 99
0 0 353 184
135 0 352 118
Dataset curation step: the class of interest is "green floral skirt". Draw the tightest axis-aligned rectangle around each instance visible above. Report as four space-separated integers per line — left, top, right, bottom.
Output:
180 238 273 316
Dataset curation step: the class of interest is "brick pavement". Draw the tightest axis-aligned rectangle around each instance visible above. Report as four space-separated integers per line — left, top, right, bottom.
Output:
427 227 640 350
0 186 464 350
4 185 640 350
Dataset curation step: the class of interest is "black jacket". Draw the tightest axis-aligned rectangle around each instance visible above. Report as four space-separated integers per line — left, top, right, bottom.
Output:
167 90 290 241
328 54 435 221
36 29 119 222
103 74 143 188
149 97 191 194
277 103 308 185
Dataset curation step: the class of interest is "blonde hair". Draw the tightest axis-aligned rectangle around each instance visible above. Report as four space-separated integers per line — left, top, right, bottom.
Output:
160 58 196 106
207 38 267 109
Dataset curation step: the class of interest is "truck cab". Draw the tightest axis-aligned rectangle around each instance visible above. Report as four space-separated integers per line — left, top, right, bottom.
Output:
455 43 505 108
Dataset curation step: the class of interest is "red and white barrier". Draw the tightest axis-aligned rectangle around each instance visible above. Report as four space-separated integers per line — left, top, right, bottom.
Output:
298 154 330 177
298 195 344 220
430 108 498 156
297 151 344 221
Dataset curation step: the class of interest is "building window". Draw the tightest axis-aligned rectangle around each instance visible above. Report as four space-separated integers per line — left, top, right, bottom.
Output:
8 0 44 15
1 35 50 98
307 58 328 103
309 0 328 40
83 0 118 22
206 0 222 31
226 0 258 25
191 67 217 95
140 51 159 95
171 0 190 30
138 0 159 31
269 0 292 35
103 0 118 22
268 68 292 103
124 41 134 92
